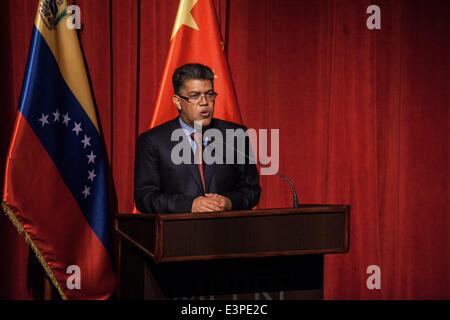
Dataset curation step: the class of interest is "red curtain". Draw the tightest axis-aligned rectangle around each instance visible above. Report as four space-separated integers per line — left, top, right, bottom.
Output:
0 0 448 299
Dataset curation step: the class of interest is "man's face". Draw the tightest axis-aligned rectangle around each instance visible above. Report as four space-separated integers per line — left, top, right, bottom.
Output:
173 79 215 128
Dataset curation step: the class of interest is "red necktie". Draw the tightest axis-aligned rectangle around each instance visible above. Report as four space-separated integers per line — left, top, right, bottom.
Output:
191 132 205 191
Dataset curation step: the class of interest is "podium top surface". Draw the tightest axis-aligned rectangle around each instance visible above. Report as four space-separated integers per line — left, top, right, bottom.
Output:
116 204 349 220
115 205 350 263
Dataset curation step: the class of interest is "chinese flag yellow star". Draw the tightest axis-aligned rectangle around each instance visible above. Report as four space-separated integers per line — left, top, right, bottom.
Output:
171 0 199 40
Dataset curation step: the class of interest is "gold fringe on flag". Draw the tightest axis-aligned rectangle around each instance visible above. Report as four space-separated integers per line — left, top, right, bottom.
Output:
1 201 67 300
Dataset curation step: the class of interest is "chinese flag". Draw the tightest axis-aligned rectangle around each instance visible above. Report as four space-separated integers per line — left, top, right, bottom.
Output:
132 0 243 213
149 0 242 129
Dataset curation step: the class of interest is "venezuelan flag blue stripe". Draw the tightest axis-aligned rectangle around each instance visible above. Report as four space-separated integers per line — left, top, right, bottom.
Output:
18 27 112 259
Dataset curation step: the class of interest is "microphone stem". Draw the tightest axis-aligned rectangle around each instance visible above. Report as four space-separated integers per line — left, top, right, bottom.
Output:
257 161 299 208
205 134 300 208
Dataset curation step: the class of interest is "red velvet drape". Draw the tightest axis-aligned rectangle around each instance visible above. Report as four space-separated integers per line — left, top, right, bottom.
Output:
0 0 448 299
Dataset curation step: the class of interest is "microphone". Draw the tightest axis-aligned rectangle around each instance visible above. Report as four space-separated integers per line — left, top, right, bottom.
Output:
255 161 299 208
203 130 300 208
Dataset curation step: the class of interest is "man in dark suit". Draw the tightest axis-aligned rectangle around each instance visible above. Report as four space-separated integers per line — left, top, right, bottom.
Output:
134 63 261 213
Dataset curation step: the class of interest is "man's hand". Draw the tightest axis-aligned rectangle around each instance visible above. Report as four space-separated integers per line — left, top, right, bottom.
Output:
206 194 232 211
191 194 232 213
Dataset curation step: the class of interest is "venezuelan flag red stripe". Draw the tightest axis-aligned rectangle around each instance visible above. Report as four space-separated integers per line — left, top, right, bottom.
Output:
4 114 115 299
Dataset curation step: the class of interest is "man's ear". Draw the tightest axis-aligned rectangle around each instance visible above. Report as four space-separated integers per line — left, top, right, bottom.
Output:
173 95 182 112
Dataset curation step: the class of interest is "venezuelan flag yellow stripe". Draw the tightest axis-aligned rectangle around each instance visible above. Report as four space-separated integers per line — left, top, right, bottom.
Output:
34 1 100 132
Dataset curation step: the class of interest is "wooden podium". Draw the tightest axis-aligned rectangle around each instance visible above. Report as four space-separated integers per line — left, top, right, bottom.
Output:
114 205 349 300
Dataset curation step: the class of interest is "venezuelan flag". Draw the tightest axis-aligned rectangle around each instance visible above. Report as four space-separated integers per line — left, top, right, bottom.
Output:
1 0 115 299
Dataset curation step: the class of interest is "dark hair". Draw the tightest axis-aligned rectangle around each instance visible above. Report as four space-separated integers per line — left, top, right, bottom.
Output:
172 63 215 95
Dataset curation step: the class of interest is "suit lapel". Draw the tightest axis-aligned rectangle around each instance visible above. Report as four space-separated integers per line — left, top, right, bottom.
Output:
203 120 221 193
168 117 205 194
203 143 215 193
187 161 205 194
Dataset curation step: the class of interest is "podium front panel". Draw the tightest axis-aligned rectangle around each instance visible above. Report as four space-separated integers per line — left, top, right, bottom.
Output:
115 205 349 299
162 211 346 260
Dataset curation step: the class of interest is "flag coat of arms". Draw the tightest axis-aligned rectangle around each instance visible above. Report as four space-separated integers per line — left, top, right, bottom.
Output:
2 0 115 299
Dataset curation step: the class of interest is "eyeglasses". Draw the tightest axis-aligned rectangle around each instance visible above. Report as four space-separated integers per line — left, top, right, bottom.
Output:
178 90 218 104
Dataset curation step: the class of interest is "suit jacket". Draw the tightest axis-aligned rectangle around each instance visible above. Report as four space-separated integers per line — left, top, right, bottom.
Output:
134 117 261 213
